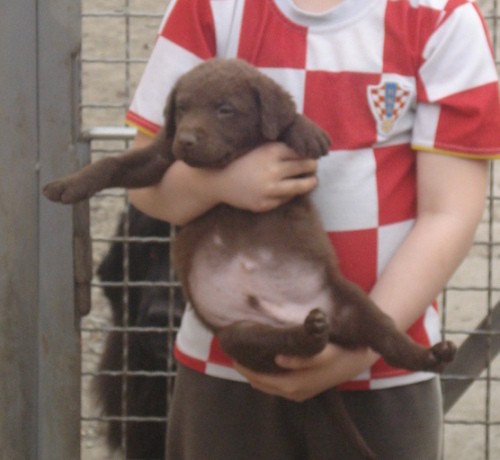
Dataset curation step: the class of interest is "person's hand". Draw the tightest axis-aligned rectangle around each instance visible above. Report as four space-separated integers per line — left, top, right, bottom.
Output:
214 142 318 213
234 344 376 402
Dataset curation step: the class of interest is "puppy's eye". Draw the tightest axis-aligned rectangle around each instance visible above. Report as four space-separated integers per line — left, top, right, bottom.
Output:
176 104 186 115
217 104 236 118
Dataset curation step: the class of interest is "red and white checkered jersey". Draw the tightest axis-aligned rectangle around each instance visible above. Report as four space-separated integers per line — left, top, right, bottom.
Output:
126 0 500 390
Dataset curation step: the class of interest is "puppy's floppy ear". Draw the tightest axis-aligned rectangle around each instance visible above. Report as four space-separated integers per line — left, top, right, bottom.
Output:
252 75 297 140
163 86 178 141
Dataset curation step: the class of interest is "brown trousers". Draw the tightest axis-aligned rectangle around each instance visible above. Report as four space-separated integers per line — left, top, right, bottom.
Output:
166 365 442 460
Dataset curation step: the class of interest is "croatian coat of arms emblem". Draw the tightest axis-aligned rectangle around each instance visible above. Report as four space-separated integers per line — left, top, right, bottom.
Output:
368 81 411 134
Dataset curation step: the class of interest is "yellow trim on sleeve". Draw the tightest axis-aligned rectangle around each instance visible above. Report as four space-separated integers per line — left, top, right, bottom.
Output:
412 145 500 160
125 119 157 138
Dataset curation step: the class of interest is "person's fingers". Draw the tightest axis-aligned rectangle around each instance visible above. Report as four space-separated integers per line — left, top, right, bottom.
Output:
279 158 318 178
269 174 318 199
275 353 325 370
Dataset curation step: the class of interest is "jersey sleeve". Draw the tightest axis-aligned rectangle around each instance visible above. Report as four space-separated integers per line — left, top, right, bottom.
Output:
412 1 500 159
125 0 218 136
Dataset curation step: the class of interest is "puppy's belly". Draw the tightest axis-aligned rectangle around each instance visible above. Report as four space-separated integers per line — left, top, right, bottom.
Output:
188 243 332 329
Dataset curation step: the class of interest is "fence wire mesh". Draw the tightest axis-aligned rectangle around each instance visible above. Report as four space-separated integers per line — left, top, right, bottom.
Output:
80 1 500 459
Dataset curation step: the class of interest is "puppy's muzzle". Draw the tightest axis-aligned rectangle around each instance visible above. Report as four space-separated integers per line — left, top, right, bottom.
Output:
174 130 205 165
174 129 230 168
177 131 199 150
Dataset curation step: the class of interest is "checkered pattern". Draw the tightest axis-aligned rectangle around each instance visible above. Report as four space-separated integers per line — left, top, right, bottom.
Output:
127 0 500 390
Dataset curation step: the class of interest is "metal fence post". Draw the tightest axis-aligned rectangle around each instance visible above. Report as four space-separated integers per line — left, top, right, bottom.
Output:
0 0 82 458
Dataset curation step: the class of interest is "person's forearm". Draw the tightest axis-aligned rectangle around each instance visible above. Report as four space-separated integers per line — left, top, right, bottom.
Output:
370 215 479 332
371 152 488 333
128 161 222 225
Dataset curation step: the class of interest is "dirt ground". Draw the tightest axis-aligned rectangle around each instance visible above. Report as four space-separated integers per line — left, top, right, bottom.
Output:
80 1 500 458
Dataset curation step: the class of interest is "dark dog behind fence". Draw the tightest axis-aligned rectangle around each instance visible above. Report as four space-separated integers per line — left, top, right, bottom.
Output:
93 205 184 459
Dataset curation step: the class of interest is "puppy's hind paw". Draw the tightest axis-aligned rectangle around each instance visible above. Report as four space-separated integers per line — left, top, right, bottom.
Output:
425 340 457 372
300 309 329 356
305 308 328 339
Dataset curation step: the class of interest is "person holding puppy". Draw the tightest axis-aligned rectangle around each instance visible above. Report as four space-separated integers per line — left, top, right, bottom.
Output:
127 0 500 458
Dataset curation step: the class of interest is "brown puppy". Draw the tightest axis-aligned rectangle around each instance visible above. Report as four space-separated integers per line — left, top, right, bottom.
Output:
44 58 456 459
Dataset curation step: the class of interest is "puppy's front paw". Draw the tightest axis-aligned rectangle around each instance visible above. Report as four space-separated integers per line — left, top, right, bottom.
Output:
282 115 331 159
43 179 91 204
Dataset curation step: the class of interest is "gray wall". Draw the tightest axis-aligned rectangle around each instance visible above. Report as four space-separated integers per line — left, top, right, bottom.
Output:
0 0 82 458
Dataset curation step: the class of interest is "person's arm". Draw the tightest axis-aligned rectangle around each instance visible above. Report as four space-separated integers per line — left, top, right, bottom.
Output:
127 132 320 225
235 152 489 402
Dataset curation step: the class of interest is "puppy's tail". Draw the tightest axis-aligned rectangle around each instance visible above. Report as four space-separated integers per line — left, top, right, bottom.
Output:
317 390 377 460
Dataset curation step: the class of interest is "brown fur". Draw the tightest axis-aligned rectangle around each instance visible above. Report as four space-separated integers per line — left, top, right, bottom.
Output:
44 59 456 459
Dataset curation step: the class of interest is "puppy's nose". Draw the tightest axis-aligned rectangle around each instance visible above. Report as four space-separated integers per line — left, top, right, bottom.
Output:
178 131 198 149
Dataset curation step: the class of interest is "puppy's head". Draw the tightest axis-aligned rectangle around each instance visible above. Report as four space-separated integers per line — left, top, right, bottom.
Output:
163 59 297 168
